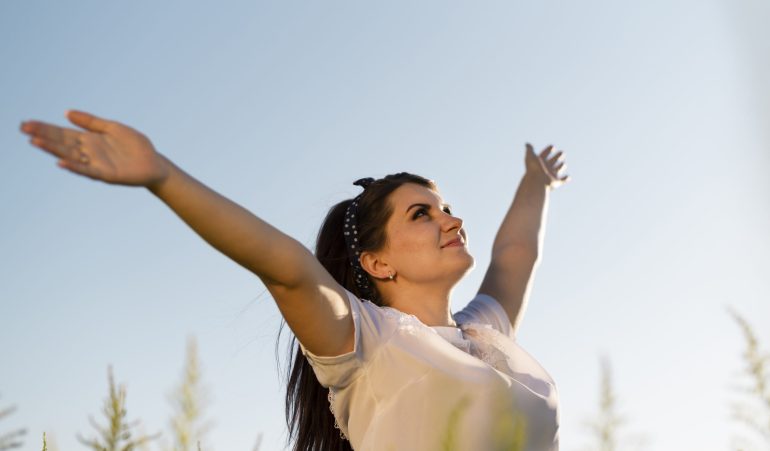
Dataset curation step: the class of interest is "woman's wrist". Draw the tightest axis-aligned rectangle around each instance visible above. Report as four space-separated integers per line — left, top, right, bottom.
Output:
146 152 176 195
523 170 552 189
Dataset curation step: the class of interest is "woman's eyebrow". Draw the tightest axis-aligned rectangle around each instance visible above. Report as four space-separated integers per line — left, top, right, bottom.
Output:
405 202 453 215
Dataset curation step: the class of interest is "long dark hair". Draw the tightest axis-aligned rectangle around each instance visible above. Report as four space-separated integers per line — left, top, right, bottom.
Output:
280 172 437 451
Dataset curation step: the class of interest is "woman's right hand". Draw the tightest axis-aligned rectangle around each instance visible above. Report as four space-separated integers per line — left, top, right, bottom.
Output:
20 109 170 188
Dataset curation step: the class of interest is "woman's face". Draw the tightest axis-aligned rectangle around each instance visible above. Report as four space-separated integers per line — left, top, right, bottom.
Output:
368 183 475 286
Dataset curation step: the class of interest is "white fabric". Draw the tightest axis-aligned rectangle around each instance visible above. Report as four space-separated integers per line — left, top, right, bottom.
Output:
299 288 560 450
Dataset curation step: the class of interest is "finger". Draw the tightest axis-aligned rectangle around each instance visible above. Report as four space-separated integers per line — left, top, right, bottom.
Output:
21 120 82 146
539 145 554 158
547 151 563 164
66 109 113 133
526 142 535 154
28 135 81 161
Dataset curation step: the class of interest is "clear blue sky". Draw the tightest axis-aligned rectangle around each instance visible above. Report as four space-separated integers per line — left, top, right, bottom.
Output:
1 1 768 450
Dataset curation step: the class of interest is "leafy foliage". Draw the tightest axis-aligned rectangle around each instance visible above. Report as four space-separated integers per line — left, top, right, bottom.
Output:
585 355 625 451
728 307 770 449
441 391 526 451
77 366 160 451
0 396 26 451
166 337 212 451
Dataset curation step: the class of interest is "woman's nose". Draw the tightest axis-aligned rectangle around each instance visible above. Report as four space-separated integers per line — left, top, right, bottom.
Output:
442 212 463 231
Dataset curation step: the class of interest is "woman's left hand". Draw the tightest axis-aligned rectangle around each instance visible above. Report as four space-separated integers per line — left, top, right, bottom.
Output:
524 143 571 189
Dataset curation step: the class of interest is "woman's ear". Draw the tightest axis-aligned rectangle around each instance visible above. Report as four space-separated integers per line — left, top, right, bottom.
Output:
359 250 392 280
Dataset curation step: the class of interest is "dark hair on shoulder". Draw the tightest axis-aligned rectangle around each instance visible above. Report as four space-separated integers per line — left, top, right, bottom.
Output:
281 172 437 451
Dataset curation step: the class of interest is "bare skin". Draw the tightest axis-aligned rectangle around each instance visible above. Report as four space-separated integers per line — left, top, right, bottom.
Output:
360 183 474 327
20 110 169 187
19 109 570 354
20 110 356 357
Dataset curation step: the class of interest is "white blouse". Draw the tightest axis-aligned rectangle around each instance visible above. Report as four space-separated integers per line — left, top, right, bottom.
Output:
299 288 560 450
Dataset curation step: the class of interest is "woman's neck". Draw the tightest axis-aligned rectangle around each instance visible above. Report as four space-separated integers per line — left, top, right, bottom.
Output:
383 283 457 327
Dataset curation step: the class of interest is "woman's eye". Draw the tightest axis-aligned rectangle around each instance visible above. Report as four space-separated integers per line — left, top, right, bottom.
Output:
413 207 452 220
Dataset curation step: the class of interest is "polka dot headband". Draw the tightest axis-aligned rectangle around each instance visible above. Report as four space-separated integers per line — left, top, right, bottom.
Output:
345 177 376 298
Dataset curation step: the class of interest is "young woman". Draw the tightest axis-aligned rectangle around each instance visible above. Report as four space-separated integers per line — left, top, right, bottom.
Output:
20 110 570 451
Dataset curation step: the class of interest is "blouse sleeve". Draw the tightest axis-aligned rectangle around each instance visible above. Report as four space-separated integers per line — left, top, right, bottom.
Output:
297 288 390 389
453 292 516 339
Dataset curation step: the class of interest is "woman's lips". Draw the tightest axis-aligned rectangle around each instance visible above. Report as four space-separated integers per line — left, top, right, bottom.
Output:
442 238 464 248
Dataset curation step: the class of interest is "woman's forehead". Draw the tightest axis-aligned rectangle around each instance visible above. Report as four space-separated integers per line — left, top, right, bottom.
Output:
391 183 446 208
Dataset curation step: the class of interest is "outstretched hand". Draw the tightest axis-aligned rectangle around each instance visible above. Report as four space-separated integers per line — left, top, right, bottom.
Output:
525 143 571 189
20 110 169 188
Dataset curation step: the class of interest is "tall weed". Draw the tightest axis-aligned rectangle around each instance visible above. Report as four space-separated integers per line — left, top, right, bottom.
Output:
727 307 770 449
77 366 160 451
164 337 212 451
0 396 25 450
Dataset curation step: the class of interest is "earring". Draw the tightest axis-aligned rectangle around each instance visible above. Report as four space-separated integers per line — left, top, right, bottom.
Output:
388 272 395 280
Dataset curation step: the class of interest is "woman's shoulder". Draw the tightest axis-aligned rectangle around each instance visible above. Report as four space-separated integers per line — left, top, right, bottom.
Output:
453 292 515 338
339 288 411 342
349 290 420 332
346 289 444 344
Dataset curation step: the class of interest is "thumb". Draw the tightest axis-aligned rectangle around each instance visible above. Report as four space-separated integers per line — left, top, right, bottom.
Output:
66 109 113 133
525 142 536 159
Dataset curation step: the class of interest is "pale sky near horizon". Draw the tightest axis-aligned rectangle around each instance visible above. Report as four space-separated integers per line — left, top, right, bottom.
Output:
1 1 769 450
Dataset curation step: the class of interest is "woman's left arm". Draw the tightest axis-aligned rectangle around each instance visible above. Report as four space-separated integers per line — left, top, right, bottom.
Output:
477 143 571 335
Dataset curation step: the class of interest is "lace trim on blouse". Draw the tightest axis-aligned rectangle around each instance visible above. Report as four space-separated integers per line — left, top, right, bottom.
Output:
380 305 425 335
327 389 348 440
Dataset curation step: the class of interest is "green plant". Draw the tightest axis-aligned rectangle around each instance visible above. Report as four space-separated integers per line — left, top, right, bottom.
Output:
491 400 527 451
440 390 526 451
251 432 262 451
441 395 471 451
585 355 624 451
35 335 270 451
77 366 160 451
166 336 212 451
0 396 26 450
583 355 649 451
727 307 770 449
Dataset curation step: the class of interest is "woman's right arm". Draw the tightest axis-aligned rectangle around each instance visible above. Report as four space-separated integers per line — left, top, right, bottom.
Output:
148 153 315 288
20 110 354 358
149 155 356 357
